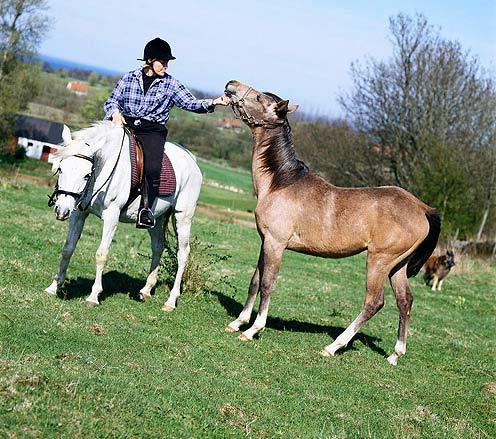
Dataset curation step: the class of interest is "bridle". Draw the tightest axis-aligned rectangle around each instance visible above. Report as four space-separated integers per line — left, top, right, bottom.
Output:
48 152 94 211
228 87 284 128
48 129 126 211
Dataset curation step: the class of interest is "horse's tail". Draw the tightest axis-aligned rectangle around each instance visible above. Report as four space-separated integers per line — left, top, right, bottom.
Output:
163 209 175 246
391 209 441 278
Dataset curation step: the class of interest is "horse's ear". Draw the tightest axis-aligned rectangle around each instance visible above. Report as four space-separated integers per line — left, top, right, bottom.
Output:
51 155 61 174
62 124 72 144
275 100 298 115
287 103 299 113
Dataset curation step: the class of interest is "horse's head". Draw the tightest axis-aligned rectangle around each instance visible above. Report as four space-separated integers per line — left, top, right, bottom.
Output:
445 250 456 268
50 138 95 221
224 80 298 127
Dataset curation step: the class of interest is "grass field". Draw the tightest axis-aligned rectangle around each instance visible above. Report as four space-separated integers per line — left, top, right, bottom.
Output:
0 159 495 438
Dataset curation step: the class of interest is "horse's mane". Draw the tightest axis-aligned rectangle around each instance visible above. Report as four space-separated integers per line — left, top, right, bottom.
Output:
57 121 123 159
259 93 309 191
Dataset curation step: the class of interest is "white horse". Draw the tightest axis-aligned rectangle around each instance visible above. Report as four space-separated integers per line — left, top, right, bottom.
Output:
45 121 202 310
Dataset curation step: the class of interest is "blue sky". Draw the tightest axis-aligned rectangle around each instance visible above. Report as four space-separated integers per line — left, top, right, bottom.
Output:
41 0 495 117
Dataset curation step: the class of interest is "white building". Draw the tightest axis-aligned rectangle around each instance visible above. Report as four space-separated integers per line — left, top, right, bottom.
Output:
13 115 70 163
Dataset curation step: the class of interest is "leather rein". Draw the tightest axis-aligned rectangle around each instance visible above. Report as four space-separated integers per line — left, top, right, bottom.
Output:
48 129 126 211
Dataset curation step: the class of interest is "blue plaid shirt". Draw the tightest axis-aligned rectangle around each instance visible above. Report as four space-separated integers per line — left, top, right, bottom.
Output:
104 69 214 124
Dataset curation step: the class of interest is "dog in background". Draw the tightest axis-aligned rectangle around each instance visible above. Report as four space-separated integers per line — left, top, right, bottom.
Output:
423 250 456 291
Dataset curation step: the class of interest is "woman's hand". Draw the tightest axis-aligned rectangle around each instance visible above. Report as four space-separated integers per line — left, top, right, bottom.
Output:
212 95 230 106
111 111 126 126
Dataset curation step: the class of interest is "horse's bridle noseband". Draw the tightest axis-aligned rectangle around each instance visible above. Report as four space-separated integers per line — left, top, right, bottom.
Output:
48 152 95 210
228 87 284 128
47 129 126 211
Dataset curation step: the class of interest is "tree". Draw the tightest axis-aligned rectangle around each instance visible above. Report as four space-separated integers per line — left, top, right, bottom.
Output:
88 71 99 86
294 119 386 187
80 89 109 124
0 0 51 148
340 13 496 238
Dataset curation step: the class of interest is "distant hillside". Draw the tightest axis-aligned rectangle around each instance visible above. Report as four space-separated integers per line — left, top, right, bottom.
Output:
38 54 123 77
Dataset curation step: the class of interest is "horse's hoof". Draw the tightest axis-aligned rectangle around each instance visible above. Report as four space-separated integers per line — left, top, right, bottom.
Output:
320 348 334 357
387 354 398 366
44 288 57 296
161 304 175 312
141 293 152 301
85 300 99 308
238 333 252 342
225 325 238 333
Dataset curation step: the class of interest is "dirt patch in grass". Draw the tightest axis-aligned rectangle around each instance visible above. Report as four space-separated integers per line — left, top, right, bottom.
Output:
197 204 255 229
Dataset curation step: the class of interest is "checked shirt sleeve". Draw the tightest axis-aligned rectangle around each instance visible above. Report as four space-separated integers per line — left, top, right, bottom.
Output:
103 76 126 120
172 80 214 114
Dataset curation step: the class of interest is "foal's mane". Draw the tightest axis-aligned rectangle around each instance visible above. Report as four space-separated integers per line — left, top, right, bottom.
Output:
259 92 309 191
57 121 123 159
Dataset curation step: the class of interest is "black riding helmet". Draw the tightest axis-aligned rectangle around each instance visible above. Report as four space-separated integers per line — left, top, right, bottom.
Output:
138 37 176 62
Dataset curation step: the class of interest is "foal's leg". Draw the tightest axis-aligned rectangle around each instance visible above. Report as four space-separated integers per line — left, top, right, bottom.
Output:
387 266 414 366
162 210 193 311
239 237 285 341
138 215 166 301
431 275 439 291
437 278 444 291
45 210 87 296
226 247 263 332
322 253 388 356
85 206 120 306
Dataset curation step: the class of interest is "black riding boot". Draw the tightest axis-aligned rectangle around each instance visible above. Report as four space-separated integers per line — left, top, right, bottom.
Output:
136 178 157 229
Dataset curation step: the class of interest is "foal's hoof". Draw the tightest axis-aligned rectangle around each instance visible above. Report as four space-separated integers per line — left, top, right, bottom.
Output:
44 287 57 296
225 325 238 333
238 333 252 342
85 300 99 308
320 348 334 357
138 291 152 301
387 354 399 366
161 304 175 312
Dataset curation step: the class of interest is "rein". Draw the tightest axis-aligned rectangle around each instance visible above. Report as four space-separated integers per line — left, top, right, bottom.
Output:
48 128 127 211
229 87 284 128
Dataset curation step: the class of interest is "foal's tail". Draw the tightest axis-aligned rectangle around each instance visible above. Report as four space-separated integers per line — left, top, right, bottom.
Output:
391 209 441 278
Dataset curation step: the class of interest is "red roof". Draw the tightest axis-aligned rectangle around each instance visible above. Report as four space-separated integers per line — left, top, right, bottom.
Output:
67 81 89 93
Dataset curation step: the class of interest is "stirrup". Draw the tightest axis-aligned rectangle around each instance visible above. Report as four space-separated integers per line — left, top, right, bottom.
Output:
136 208 156 229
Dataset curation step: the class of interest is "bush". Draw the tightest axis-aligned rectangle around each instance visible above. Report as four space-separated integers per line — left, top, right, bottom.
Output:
158 231 232 297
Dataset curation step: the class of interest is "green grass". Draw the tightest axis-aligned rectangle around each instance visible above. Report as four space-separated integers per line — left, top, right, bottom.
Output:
0 161 495 438
198 158 253 194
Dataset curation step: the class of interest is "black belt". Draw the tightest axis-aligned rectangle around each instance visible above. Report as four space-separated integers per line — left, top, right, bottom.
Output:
123 116 167 133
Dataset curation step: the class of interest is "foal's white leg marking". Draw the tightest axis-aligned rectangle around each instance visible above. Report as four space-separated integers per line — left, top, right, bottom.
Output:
239 238 284 341
85 206 120 306
162 211 193 311
226 290 258 332
45 211 86 296
431 275 439 291
239 297 271 341
387 340 406 366
437 279 444 291
321 314 363 356
227 263 261 332
139 216 165 300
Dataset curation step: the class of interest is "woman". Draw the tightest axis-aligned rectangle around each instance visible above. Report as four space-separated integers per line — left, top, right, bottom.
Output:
104 37 229 228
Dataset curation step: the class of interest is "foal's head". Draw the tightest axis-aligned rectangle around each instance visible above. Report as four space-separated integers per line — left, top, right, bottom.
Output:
224 80 298 127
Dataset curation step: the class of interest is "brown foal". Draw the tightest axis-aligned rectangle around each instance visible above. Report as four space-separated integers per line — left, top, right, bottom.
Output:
224 80 441 365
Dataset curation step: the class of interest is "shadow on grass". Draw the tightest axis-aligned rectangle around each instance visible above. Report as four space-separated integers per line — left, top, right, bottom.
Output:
212 291 387 358
59 270 145 303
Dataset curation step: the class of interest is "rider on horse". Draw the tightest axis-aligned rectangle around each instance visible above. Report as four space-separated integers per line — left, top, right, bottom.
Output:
104 37 229 228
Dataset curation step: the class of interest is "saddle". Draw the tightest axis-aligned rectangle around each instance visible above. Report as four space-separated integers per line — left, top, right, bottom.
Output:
124 127 177 208
125 128 147 208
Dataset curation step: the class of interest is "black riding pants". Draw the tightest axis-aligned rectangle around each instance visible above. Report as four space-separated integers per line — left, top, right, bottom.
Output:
124 117 168 209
